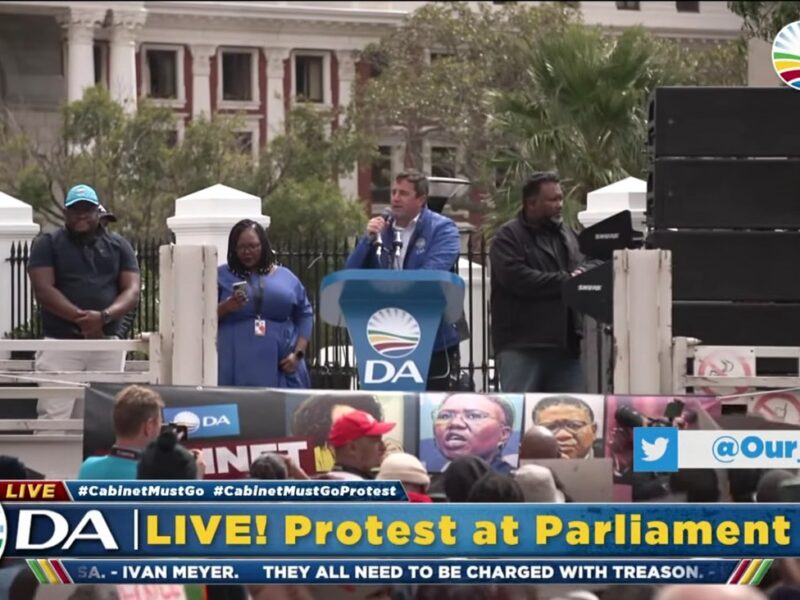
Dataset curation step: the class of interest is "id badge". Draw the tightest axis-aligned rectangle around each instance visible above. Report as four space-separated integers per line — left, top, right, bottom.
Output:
254 319 267 336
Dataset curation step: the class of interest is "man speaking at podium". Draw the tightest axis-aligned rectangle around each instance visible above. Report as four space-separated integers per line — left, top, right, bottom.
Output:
346 169 462 390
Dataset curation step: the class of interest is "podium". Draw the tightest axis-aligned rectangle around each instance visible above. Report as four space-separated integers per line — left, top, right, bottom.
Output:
320 270 465 391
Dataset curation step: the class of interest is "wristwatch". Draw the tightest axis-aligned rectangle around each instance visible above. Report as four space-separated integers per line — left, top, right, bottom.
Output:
294 350 305 360
101 309 113 325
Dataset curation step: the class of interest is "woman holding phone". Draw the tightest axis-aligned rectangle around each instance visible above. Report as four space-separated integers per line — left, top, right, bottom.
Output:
217 219 313 388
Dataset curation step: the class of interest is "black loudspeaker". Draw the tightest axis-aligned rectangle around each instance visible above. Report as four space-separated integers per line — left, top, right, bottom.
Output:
649 231 800 302
648 158 800 230
648 87 800 158
674 302 800 346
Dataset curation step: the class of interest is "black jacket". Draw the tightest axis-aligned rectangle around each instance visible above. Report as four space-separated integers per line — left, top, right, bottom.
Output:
489 212 585 354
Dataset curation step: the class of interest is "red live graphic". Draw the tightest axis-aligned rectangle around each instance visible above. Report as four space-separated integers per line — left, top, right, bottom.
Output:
0 481 71 501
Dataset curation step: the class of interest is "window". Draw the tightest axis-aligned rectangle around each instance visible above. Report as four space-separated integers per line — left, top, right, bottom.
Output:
616 1 640 9
93 44 107 86
146 49 178 99
431 146 457 178
675 1 699 12
222 51 253 102
295 55 324 103
235 132 253 156
165 130 179 148
371 146 392 205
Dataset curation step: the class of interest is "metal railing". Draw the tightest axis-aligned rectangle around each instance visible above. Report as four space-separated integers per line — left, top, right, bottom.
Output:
7 234 499 392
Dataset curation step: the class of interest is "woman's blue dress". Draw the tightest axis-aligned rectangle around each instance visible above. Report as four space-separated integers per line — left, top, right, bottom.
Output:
218 265 313 388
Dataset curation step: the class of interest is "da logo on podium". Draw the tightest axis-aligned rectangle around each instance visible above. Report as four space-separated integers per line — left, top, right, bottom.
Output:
364 308 424 385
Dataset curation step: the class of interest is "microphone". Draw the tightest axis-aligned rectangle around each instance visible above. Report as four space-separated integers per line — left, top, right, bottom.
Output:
372 208 393 259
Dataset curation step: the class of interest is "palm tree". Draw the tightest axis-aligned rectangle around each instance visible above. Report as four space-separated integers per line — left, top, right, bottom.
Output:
486 25 689 233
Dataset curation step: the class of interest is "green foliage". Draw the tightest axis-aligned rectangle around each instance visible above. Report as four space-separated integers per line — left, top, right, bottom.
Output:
265 179 366 241
351 1 579 186
729 1 800 41
486 25 747 235
0 88 371 240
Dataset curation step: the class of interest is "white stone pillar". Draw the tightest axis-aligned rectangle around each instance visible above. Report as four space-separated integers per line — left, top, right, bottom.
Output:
263 47 291 140
109 9 146 112
0 192 40 357
190 44 216 118
336 50 359 199
166 184 270 266
58 8 105 103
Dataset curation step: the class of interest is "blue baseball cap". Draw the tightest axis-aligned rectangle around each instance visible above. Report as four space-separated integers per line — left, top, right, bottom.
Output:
65 184 100 208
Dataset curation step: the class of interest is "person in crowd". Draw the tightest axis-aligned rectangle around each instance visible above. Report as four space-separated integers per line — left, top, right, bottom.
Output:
514 464 565 503
756 469 795 502
442 455 491 502
490 172 597 393
0 456 38 600
137 429 205 480
291 392 385 472
78 385 164 480
318 410 395 481
345 170 463 391
217 219 313 388
429 393 516 473
519 425 561 460
465 472 524 503
250 452 309 480
530 395 598 459
377 452 432 503
656 585 765 600
728 468 764 502
28 183 140 421
669 469 720 502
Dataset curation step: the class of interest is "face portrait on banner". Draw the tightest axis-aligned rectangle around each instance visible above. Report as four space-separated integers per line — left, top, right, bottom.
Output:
286 390 412 473
418 392 523 474
525 394 606 460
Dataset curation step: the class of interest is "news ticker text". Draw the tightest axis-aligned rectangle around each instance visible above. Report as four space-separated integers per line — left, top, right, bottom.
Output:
23 558 773 586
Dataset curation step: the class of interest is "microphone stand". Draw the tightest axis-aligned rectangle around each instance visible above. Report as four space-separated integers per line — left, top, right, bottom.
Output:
392 228 403 270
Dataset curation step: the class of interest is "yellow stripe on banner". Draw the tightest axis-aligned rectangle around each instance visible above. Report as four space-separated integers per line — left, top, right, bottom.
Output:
739 559 762 585
774 60 800 70
38 559 60 584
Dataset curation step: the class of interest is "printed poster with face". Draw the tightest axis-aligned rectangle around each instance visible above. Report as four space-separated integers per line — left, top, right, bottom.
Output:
418 392 524 474
524 394 606 460
285 390 416 474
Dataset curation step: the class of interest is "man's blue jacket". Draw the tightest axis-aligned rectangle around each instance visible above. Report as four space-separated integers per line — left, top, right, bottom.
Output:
345 207 461 351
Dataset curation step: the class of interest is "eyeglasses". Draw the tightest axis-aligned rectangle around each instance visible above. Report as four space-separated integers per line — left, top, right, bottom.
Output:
433 409 502 424
537 420 591 434
236 243 262 253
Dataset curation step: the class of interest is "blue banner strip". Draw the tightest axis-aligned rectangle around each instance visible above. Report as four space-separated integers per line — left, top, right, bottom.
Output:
63 481 407 502
3 503 796 558
57 559 738 585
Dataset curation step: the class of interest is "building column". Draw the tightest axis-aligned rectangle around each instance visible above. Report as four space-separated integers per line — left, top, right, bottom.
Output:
109 8 146 112
263 47 291 140
336 50 359 199
191 44 216 118
58 8 105 103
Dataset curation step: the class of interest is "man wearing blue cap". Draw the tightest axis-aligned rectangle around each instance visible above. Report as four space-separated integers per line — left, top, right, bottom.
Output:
28 184 140 422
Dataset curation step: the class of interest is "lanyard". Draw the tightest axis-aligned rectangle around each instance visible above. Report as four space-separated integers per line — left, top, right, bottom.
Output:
110 446 141 461
251 275 265 319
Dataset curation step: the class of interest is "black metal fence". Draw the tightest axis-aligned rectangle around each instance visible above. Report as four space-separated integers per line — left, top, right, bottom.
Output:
6 235 498 391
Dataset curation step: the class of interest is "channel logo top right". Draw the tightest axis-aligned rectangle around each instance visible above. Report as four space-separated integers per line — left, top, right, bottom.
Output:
634 427 678 473
772 21 800 90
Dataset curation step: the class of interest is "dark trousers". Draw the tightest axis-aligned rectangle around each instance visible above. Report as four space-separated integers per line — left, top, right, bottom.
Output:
497 347 586 393
426 345 462 391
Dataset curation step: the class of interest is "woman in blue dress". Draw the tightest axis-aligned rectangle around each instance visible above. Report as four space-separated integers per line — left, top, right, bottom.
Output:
217 219 313 388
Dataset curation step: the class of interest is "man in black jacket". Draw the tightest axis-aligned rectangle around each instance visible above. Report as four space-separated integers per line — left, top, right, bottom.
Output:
490 172 590 393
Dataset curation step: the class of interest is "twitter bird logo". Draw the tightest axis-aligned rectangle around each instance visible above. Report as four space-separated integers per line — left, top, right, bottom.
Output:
633 427 678 472
641 437 669 462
